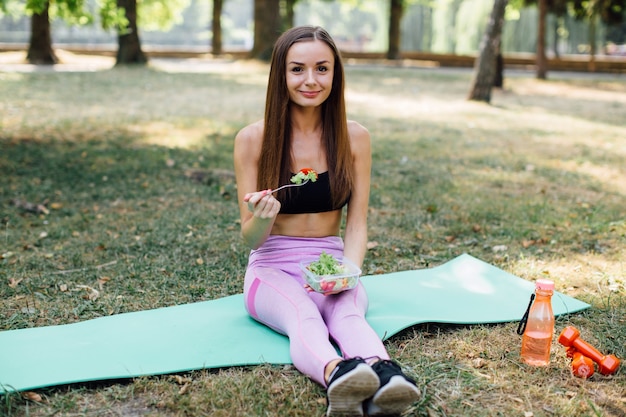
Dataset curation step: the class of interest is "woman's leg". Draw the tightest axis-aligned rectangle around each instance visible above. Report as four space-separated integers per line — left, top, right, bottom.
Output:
243 235 388 384
244 265 341 386
315 283 390 361
316 285 420 416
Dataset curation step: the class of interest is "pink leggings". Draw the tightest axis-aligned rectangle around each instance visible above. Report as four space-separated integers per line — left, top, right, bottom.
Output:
243 235 389 386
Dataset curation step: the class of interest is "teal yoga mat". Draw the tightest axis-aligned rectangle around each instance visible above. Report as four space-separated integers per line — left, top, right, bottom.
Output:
0 254 589 393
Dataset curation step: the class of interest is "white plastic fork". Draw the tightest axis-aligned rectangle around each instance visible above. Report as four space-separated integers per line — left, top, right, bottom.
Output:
270 179 310 194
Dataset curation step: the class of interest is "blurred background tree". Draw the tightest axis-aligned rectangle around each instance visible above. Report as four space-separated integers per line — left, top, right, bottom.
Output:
1 0 625 67
468 0 508 102
16 0 92 64
0 0 189 64
101 0 190 64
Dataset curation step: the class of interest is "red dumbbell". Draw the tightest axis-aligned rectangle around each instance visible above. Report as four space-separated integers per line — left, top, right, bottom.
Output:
558 326 620 375
566 347 595 378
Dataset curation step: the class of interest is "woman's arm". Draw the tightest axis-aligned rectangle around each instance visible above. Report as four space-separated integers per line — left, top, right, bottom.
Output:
342 121 372 269
234 122 282 249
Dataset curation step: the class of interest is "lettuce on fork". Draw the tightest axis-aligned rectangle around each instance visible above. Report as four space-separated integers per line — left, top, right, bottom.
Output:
290 168 318 185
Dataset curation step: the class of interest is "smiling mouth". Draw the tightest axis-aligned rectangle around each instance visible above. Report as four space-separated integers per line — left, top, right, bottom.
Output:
300 91 320 98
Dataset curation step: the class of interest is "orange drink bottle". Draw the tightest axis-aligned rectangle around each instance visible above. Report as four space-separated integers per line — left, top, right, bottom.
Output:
521 279 555 366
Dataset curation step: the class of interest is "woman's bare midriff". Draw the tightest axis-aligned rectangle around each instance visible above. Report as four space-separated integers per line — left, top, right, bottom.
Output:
271 210 343 238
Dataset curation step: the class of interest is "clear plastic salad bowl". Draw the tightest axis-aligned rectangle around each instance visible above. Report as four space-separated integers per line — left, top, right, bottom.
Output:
299 256 361 294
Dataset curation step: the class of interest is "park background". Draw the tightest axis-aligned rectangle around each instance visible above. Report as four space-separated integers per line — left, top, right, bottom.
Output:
1 0 626 66
1 0 625 416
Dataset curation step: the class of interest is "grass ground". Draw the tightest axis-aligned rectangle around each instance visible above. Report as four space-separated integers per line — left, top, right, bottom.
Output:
1 52 625 416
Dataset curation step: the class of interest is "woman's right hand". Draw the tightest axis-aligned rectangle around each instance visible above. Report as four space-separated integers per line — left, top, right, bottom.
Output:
243 189 281 220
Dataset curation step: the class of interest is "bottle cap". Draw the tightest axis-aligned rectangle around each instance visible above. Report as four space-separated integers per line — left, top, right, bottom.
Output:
536 279 554 291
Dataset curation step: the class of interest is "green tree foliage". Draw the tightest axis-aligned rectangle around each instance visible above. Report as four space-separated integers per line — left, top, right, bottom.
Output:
0 0 189 29
1 0 92 21
571 0 626 24
515 0 626 26
97 0 189 32
138 0 190 30
99 0 128 31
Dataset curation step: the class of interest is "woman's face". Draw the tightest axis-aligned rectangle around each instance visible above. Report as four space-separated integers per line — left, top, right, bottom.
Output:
285 39 335 108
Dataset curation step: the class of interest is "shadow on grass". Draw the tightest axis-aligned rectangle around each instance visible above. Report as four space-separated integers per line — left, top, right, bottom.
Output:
0 132 246 329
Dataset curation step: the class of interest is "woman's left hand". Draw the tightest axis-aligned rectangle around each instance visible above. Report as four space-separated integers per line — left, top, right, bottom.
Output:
304 283 344 296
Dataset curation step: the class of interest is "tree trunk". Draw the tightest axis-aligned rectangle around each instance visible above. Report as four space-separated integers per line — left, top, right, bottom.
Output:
553 16 560 59
212 0 223 55
387 0 404 60
116 0 147 65
27 2 57 65
536 0 548 79
447 0 463 52
493 52 503 88
285 0 296 29
468 0 508 103
250 0 281 60
588 13 596 72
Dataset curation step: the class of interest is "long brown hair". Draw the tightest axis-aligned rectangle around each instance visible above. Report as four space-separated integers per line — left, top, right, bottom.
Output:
257 26 353 209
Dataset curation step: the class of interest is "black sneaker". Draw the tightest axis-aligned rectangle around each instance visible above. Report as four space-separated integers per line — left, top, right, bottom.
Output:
326 357 380 417
365 360 420 416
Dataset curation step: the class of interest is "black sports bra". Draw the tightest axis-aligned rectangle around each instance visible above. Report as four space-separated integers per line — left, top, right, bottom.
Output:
279 171 349 214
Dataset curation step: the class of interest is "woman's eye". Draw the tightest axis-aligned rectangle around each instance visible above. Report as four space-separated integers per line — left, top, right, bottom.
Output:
291 67 303 73
317 66 328 72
